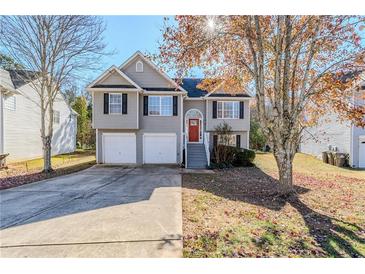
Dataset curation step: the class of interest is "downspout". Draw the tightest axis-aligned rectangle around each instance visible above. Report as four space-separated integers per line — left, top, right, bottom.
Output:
180 94 184 165
0 90 4 154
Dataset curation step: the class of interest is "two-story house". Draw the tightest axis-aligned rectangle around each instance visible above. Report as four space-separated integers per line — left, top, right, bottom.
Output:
300 73 365 168
0 69 77 162
87 51 251 168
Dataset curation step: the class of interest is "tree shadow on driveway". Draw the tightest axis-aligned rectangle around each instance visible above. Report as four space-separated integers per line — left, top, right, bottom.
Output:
183 166 365 257
0 166 181 230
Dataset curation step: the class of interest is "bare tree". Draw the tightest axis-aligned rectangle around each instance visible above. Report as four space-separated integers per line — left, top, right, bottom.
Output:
0 16 107 172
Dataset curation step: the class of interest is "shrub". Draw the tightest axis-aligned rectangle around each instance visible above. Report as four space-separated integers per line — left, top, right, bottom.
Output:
233 149 256 167
211 145 256 168
250 120 267 151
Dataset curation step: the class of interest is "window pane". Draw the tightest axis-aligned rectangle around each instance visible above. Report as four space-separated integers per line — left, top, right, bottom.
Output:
160 96 172 116
224 102 234 118
110 94 121 104
148 96 160 115
217 101 223 118
53 111 60 124
218 134 236 146
109 94 122 114
233 102 239 118
110 104 121 113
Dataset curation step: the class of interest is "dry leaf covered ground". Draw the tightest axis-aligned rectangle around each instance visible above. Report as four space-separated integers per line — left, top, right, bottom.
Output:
0 149 96 190
182 153 365 258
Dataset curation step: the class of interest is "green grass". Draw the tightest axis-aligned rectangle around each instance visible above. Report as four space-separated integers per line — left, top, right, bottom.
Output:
1 149 96 189
254 152 365 180
6 149 95 172
182 153 365 258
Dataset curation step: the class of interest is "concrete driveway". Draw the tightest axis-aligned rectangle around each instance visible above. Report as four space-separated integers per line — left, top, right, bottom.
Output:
0 166 182 257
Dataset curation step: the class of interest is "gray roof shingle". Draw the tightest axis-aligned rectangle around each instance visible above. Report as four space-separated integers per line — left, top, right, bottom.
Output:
7 70 40 89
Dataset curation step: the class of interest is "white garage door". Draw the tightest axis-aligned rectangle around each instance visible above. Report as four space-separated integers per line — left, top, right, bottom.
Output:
359 136 365 168
103 133 136 164
144 133 177 164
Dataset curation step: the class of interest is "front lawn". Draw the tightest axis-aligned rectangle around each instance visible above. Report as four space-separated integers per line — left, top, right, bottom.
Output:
0 149 95 190
182 153 365 257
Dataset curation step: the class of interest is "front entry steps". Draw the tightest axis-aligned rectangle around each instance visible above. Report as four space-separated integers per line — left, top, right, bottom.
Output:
187 143 208 169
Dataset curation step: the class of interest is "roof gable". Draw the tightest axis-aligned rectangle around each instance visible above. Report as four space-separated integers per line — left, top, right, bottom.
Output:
119 51 186 92
87 66 141 90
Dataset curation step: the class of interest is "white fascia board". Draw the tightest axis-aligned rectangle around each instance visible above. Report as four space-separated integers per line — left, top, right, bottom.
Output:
86 87 141 92
184 97 205 101
205 96 252 100
142 90 186 95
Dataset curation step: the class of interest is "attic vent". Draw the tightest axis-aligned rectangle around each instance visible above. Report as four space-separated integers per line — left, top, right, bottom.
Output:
136 61 143 73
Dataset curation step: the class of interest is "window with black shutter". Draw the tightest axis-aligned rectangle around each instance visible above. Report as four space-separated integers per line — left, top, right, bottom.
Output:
173 96 178 116
236 135 241 148
212 101 217 119
103 93 109 114
143 96 148 116
122 94 128 114
239 101 244 119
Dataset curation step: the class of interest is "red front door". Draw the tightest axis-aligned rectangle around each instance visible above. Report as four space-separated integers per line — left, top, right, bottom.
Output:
189 119 199 142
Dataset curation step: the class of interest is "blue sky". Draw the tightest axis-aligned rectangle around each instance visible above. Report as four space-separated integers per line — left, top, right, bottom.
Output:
93 16 203 84
90 15 203 83
101 16 166 67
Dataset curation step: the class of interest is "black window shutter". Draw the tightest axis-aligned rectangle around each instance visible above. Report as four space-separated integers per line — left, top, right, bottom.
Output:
143 96 148 116
239 101 244 119
212 101 217 119
122 94 128 114
173 96 178 116
103 93 109 114
236 135 241 148
213 135 218 148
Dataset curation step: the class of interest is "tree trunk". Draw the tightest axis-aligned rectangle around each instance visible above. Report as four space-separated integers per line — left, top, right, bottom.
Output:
273 148 295 195
42 135 53 173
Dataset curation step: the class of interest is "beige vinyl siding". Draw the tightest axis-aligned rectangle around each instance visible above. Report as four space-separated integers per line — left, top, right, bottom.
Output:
183 100 206 116
121 57 175 88
99 71 133 86
92 91 138 129
206 99 250 131
300 112 352 159
4 83 76 162
137 94 182 164
96 94 183 165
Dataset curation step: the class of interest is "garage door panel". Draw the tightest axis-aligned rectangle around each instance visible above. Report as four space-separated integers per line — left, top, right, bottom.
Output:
103 134 136 164
144 134 177 164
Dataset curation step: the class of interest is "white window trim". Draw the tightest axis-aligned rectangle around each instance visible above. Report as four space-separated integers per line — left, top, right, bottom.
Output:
185 108 204 144
218 134 237 146
217 101 240 119
136 61 143 73
148 95 173 116
109 93 123 115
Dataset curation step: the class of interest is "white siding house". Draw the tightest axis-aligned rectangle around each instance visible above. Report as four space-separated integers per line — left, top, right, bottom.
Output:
300 79 365 168
0 69 77 162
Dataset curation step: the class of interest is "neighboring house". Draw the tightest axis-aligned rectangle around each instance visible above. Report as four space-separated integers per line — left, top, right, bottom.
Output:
87 51 252 168
300 74 365 168
0 69 77 162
